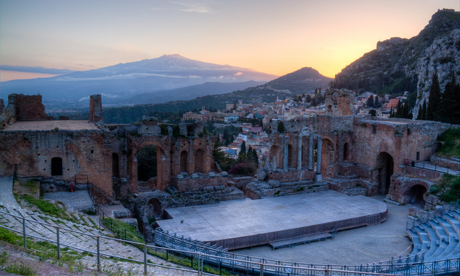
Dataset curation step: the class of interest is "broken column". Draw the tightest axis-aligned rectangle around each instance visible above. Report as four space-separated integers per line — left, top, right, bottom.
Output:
89 94 102 122
316 135 322 182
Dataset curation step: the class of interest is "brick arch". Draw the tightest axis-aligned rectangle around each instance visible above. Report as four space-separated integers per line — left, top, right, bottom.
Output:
399 179 431 204
321 136 335 177
129 140 170 192
374 151 394 195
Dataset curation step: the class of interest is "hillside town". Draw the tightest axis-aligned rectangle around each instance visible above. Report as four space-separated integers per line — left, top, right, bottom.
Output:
181 87 411 162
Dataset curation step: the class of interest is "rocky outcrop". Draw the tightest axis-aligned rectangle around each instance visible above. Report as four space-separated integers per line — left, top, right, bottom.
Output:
333 9 460 100
412 29 460 119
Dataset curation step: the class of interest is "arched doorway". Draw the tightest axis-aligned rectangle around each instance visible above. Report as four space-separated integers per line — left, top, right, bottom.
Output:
137 145 158 181
51 157 63 176
375 152 394 195
180 151 188 173
405 185 427 206
343 143 349 161
195 149 204 173
147 198 163 219
321 139 334 176
112 153 120 178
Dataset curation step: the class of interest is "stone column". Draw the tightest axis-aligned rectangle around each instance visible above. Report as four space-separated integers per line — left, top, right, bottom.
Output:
284 136 289 171
297 135 302 170
316 135 322 182
273 156 277 170
308 135 314 171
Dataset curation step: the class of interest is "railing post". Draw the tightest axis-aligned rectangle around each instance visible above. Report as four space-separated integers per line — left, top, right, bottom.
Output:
198 253 202 276
324 269 330 276
56 226 60 259
97 236 101 272
259 263 264 276
22 217 26 248
144 244 147 276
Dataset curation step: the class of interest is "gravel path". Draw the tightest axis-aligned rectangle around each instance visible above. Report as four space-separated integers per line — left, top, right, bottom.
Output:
235 196 412 265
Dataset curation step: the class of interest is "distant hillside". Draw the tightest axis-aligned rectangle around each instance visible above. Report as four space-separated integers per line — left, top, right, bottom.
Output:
67 67 331 124
333 9 460 105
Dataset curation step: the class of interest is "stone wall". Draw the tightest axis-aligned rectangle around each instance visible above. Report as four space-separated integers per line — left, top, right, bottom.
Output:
430 155 460 171
324 89 354 116
90 94 102 122
10 94 54 121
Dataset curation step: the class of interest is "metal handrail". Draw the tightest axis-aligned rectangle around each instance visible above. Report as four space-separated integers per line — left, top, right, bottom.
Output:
0 209 402 276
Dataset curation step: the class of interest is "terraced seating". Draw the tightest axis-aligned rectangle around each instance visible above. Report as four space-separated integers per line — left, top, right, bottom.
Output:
0 176 195 276
406 210 460 262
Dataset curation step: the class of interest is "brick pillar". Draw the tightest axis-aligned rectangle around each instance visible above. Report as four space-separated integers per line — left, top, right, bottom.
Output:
89 94 102 122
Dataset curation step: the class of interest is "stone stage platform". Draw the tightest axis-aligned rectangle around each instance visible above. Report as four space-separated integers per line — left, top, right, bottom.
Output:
156 190 388 250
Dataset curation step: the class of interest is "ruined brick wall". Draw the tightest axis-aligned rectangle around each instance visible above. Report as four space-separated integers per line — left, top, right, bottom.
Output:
171 136 215 176
324 89 354 116
90 94 102 122
352 119 450 174
9 94 54 121
0 130 113 196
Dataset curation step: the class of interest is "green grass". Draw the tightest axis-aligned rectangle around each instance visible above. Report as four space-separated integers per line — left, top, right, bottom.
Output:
3 260 37 276
437 128 460 158
0 227 81 264
19 195 67 218
101 217 144 244
429 174 460 203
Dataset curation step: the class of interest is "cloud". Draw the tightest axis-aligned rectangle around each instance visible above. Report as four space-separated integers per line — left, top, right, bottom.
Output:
234 72 244 76
173 1 210 13
1 65 75 75
57 73 188 81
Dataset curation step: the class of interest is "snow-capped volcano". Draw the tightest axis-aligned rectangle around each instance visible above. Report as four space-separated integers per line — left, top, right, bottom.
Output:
1 55 277 106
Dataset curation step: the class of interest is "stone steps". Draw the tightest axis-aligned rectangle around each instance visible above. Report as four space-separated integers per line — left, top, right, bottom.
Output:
407 211 460 262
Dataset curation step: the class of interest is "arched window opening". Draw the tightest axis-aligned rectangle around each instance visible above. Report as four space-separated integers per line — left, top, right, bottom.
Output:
51 157 63 176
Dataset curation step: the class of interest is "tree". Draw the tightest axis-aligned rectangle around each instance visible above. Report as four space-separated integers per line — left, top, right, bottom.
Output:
367 95 374 108
277 121 286 133
427 73 441 121
369 109 376 116
238 141 247 162
306 94 312 102
436 73 460 124
417 100 427 120
374 96 380 107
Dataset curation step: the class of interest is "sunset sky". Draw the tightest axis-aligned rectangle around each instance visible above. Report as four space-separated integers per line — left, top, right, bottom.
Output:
0 0 458 82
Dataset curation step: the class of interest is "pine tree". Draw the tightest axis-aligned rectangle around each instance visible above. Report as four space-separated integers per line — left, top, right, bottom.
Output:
253 149 259 166
402 102 410 119
389 108 395 118
427 73 441 121
395 101 402 117
374 96 380 107
238 141 247 162
436 73 460 124
367 95 374 107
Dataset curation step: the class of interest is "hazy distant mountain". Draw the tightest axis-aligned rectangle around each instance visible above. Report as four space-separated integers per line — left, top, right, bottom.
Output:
0 54 277 107
116 80 266 105
66 66 332 124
